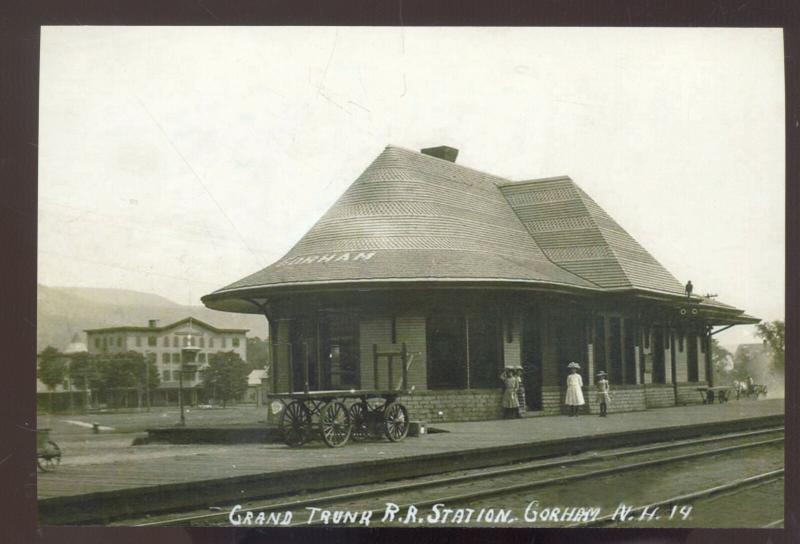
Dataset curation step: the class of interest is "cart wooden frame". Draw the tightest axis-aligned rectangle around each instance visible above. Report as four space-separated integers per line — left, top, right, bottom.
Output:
272 342 413 447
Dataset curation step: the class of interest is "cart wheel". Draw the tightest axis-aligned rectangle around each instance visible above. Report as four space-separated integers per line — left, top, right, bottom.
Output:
320 401 351 448
349 402 369 442
383 402 409 442
280 401 311 447
37 441 61 472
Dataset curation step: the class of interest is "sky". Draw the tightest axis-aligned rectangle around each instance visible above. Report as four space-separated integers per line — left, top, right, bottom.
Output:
38 27 785 348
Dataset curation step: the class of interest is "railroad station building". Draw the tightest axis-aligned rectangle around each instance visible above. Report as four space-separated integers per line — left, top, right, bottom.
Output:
202 145 758 422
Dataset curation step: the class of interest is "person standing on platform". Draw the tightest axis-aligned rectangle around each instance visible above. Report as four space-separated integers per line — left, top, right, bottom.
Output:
595 371 611 417
500 369 520 419
565 362 585 417
515 367 527 417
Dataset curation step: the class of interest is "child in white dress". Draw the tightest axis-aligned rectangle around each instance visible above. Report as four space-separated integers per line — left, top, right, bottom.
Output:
595 370 611 417
565 362 585 417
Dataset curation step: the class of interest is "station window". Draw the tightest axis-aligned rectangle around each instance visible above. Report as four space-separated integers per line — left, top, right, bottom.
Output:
467 314 501 389
427 314 467 389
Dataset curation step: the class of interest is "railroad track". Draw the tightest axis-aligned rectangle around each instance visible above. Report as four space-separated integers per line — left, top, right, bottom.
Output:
132 426 784 527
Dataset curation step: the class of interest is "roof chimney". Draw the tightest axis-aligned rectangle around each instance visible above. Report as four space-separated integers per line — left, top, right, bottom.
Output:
148 319 159 328
421 145 459 162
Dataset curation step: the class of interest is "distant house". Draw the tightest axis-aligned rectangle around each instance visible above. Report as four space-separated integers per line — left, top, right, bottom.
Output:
84 318 249 406
245 369 269 405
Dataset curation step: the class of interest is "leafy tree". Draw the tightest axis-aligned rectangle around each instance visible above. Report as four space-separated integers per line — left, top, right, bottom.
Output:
731 344 770 384
711 338 734 383
69 352 102 408
38 346 67 412
756 320 785 373
94 351 160 408
246 336 271 372
201 351 250 407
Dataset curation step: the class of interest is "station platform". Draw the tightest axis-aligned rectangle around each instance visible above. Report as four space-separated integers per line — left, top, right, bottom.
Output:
36 399 784 524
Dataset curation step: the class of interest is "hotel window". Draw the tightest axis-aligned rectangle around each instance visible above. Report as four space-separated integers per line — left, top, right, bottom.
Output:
232 337 240 348
162 353 170 364
200 337 205 348
163 336 169 347
209 337 215 348
162 370 170 381
222 337 227 348
173 336 179 347
172 353 180 363
147 353 156 363
198 353 206 363
95 338 100 348
147 336 157 347
136 336 142 347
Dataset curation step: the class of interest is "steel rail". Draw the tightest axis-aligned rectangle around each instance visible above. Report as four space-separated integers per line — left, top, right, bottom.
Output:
131 427 783 526
570 469 784 528
133 427 782 527
290 438 783 528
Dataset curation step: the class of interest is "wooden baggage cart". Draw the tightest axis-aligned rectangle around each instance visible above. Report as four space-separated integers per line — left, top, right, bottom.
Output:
36 428 62 471
272 342 412 448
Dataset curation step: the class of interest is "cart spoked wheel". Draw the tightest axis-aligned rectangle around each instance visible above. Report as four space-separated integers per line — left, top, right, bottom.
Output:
280 400 312 447
320 401 351 448
383 402 409 442
37 441 61 472
349 402 369 442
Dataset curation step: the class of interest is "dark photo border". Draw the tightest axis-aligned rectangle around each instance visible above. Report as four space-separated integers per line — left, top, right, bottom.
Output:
1 1 797 543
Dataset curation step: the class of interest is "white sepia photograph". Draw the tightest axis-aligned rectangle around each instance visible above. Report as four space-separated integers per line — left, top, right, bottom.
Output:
35 26 785 529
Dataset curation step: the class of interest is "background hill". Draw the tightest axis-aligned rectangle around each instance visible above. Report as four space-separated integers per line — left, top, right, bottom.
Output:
37 284 269 352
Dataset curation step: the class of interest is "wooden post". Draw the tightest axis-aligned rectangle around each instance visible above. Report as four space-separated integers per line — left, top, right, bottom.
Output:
373 344 379 390
287 342 294 393
465 315 471 390
603 315 611 384
388 354 394 392
401 342 408 391
620 318 627 385
303 341 310 394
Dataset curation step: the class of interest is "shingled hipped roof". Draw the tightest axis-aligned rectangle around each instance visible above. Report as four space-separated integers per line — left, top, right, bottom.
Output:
202 145 752 321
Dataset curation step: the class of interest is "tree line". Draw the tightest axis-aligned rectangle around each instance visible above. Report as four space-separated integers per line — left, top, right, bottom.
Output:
711 319 784 384
38 347 263 411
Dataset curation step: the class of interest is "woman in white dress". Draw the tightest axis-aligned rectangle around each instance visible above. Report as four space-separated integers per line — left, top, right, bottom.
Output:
565 362 585 417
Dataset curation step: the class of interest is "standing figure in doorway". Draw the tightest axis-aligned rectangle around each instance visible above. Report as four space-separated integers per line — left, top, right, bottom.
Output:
500 369 520 419
514 367 526 417
565 362 585 417
595 370 611 417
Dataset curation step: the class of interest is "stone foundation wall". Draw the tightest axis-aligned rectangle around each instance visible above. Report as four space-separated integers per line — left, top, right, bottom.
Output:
586 385 647 414
397 389 504 423
645 384 676 408
676 382 708 405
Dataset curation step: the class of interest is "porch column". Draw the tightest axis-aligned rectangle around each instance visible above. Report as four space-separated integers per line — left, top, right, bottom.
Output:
634 326 642 385
586 319 595 385
620 318 627 384
603 316 611 384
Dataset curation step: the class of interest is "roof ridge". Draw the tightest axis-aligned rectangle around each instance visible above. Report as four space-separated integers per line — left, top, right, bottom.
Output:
497 181 604 289
572 185 681 292
385 144 513 184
